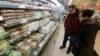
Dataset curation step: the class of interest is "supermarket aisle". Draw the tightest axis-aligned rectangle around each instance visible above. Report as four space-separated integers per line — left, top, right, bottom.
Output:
51 23 73 56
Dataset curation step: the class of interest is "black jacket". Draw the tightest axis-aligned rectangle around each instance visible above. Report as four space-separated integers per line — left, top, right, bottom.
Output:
75 19 99 56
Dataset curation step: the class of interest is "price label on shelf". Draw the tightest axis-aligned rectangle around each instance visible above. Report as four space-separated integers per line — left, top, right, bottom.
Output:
25 34 27 37
27 31 31 35
33 6 37 9
9 40 13 43
0 16 4 21
21 19 27 23
39 43 43 47
45 37 48 40
34 51 38 55
18 4 25 8
42 41 45 44
0 26 4 32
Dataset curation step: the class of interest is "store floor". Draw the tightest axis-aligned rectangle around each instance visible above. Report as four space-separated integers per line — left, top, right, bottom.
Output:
95 31 100 55
50 22 100 56
50 23 73 56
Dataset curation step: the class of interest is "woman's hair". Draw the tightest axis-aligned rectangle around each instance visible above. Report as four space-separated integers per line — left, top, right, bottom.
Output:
69 5 79 14
69 5 77 9
82 9 94 17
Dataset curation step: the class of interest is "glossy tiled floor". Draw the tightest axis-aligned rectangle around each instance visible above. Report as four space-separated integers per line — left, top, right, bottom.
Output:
51 23 100 56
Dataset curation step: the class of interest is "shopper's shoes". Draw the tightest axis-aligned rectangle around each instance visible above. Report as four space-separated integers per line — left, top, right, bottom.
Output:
66 49 71 54
60 46 65 49
66 47 71 54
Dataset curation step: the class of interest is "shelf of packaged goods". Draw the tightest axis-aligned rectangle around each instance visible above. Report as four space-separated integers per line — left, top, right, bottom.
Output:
3 17 44 28
27 16 44 22
30 23 59 56
3 19 22 28
0 47 13 56
0 32 9 40
9 32 27 45
9 29 36 45
0 1 32 9
0 1 51 10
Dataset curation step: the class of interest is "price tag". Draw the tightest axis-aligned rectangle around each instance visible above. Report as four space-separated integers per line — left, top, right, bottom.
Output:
45 37 48 40
0 27 4 33
25 34 27 37
21 19 27 23
42 41 45 44
9 40 13 43
34 51 38 55
39 43 43 47
0 16 4 21
18 4 25 8
33 6 37 9
27 31 31 35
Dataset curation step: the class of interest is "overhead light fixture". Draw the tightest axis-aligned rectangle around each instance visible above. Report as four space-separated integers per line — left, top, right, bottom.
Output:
69 0 72 5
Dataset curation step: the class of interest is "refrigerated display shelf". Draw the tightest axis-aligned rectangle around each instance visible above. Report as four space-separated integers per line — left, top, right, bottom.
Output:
0 1 50 10
3 19 22 28
0 47 13 56
3 17 45 28
51 23 58 32
0 32 9 40
9 29 37 45
0 1 35 9
30 23 58 56
9 32 27 45
27 16 44 22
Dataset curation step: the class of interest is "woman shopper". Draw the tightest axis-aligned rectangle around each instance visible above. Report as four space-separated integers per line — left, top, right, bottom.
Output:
60 5 80 54
72 9 99 56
